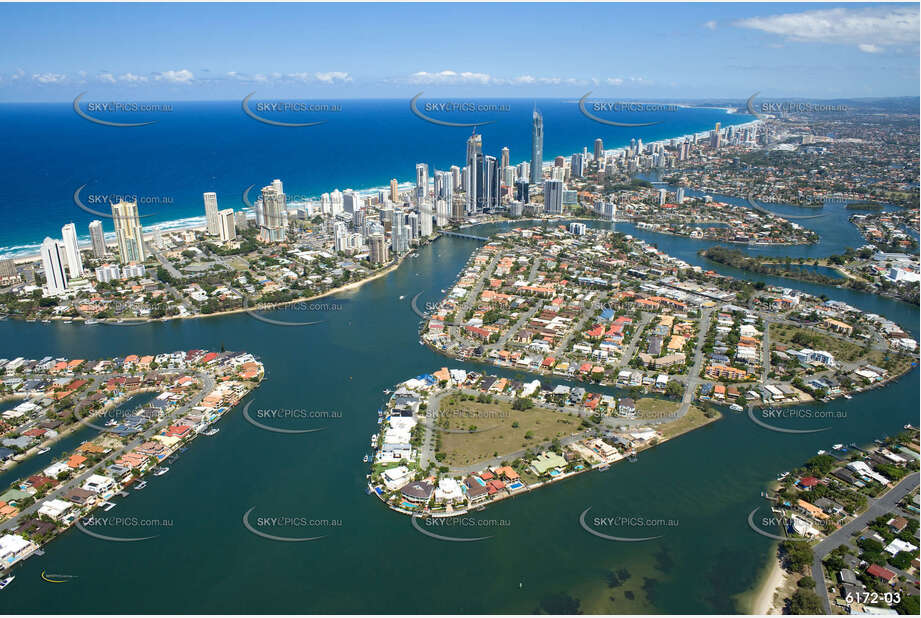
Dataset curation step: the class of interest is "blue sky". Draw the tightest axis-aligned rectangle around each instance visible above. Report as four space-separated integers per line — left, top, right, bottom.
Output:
0 2 917 101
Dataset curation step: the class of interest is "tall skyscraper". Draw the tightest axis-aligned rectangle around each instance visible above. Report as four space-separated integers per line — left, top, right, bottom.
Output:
500 147 509 169
390 178 399 202
369 233 389 265
571 153 584 178
594 138 604 161
88 220 106 258
420 202 433 238
218 208 236 242
343 190 360 214
61 223 84 279
415 163 428 203
111 199 146 264
203 192 220 236
449 165 461 191
515 180 529 204
465 132 482 213
530 107 543 184
543 180 563 214
330 189 343 216
40 236 68 295
259 185 286 243
434 170 453 204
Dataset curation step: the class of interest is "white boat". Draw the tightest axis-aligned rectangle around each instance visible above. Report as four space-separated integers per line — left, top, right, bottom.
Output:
383 389 392 394
817 450 827 455
843 394 852 399
134 480 147 490
153 467 169 476
729 403 743 412
36 447 51 455
201 427 219 436
84 319 98 325
0 575 14 590
362 454 369 463
399 295 405 300
832 444 844 450
440 289 446 293
777 471 789 481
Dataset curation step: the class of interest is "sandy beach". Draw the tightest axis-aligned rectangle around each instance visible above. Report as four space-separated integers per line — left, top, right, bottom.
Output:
750 551 793 614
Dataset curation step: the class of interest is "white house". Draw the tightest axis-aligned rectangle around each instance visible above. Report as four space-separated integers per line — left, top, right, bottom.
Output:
37 498 74 521
81 474 116 494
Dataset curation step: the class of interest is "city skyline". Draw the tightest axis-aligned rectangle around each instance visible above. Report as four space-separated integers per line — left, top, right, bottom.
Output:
0 3 917 102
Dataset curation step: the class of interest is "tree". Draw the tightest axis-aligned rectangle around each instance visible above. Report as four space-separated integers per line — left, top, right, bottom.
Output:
789 588 823 614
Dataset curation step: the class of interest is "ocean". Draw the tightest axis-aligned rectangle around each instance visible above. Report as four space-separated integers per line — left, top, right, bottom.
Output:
0 98 747 258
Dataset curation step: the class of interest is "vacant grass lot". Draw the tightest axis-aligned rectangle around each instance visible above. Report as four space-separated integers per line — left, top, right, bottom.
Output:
770 324 863 362
658 406 720 441
634 397 680 419
436 398 578 467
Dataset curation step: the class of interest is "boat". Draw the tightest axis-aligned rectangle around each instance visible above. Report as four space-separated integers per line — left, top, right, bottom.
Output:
362 454 369 463
376 417 382 424
729 403 744 412
383 389 392 394
202 427 219 436
817 450 827 455
153 467 169 476
832 444 844 450
134 480 147 490
36 447 51 455
843 394 852 399
440 289 446 293
84 319 98 325
398 295 405 300
105 419 118 427
777 471 789 481
0 575 14 590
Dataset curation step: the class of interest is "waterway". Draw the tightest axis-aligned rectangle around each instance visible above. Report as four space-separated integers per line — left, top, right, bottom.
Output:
0 220 916 614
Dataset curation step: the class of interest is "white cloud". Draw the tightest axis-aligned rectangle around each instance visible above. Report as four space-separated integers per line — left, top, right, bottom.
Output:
97 72 117 84
704 20 717 30
314 71 351 84
605 77 624 86
118 72 147 83
735 7 919 52
154 69 195 84
408 70 493 85
31 72 67 84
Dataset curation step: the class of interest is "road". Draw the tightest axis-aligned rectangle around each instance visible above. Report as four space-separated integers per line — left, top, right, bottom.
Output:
674 306 713 418
810 471 920 614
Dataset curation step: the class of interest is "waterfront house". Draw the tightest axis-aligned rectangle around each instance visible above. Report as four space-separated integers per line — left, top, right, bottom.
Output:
82 474 115 494
37 498 74 521
618 398 636 417
400 481 434 505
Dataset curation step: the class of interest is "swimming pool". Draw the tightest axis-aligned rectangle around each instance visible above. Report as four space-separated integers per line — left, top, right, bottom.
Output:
549 469 561 477
473 476 486 486
400 501 418 509
507 481 524 490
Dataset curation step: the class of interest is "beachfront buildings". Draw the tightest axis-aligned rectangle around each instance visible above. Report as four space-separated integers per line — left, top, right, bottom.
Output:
530 107 543 184
40 236 68 295
88 219 106 258
111 199 146 264
203 192 220 236
61 223 84 279
258 184 286 243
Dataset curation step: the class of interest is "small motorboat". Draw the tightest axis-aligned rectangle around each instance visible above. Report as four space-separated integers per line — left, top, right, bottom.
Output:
0 575 15 590
153 467 169 476
134 480 147 490
817 450 827 455
362 454 369 463
36 447 51 455
776 471 789 481
729 403 743 412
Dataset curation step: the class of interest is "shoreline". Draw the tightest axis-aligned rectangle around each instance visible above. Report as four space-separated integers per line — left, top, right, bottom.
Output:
748 549 791 614
1 117 760 262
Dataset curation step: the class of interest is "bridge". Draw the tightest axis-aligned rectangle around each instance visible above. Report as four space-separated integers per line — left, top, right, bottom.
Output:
440 230 490 241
